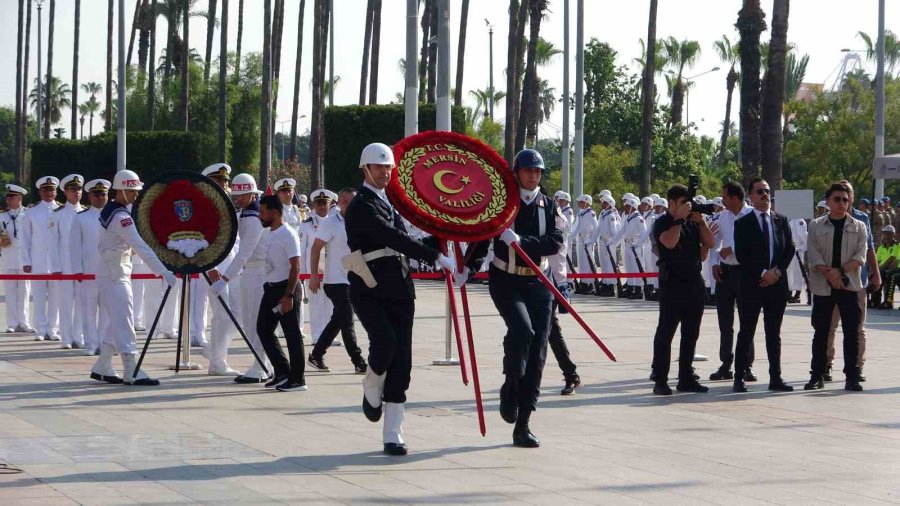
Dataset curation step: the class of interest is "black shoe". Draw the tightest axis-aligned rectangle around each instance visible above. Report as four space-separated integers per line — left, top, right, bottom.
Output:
744 370 758 382
676 380 708 393
692 368 700 381
90 372 124 384
858 368 866 382
627 287 643 299
126 378 160 386
512 427 540 448
804 377 825 390
561 375 581 396
823 367 833 382
383 442 408 456
649 371 656 382
709 368 734 381
732 379 747 393
362 395 383 422
234 375 269 384
653 383 672 395
768 379 794 392
844 379 863 392
277 380 308 392
264 376 289 389
499 381 518 424
307 354 330 372
354 361 368 375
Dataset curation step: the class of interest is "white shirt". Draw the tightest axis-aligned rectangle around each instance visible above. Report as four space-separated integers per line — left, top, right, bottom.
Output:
754 208 776 266
283 203 302 234
265 224 302 283
0 207 26 270
49 201 85 274
223 204 268 280
519 187 540 204
299 214 327 274
20 199 60 273
573 207 597 241
315 213 351 285
717 204 752 266
98 204 168 280
70 207 103 274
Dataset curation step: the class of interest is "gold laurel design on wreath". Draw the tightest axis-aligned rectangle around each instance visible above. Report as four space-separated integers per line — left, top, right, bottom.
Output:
398 145 507 225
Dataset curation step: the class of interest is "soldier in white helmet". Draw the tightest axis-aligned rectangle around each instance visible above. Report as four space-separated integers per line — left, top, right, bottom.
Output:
588 194 622 297
90 170 178 386
572 195 597 294
644 197 668 300
636 196 658 300
71 179 111 356
610 196 647 299
49 174 86 349
0 184 34 333
299 189 335 347
21 176 61 341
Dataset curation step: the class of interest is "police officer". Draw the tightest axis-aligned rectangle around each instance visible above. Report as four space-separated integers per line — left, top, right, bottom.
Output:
345 142 455 456
91 170 178 386
0 184 34 333
588 194 621 297
299 189 334 346
22 176 61 341
71 179 110 356
610 196 647 299
572 195 597 294
275 179 303 233
464 149 563 448
50 174 86 349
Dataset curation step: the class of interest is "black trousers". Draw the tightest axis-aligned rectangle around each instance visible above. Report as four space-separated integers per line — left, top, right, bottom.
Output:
350 291 414 404
548 299 577 380
811 290 861 379
651 278 705 383
311 283 364 364
715 264 754 369
257 280 306 382
735 282 787 380
489 271 553 414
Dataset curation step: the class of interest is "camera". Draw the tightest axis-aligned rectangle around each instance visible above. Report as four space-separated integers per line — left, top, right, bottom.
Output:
687 174 718 215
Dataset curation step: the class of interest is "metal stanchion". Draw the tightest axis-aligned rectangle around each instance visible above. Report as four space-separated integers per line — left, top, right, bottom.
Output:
170 276 201 370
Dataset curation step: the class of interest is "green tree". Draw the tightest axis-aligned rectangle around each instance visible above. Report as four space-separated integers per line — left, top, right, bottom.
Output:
582 39 643 149
662 36 701 127
714 34 740 165
29 76 71 127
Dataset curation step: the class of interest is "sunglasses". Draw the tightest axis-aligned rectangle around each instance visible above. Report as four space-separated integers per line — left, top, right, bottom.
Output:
832 197 850 203
755 188 770 195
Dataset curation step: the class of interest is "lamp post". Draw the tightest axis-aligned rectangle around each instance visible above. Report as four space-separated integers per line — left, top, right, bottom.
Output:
485 19 494 120
36 0 44 140
669 66 720 126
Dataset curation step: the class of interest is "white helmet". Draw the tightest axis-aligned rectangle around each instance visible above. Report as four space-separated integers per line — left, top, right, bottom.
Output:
599 189 612 198
693 195 707 204
622 192 636 202
601 195 616 207
624 197 640 209
576 194 593 205
649 193 660 200
359 142 395 168
654 197 668 208
112 170 143 190
230 173 262 195
557 191 571 202
711 196 724 207
817 200 827 209
640 196 654 206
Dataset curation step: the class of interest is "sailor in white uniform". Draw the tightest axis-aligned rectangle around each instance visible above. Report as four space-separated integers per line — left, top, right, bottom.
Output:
610 196 647 299
588 195 622 296
0 184 34 333
71 179 110 355
21 176 61 341
299 189 335 345
49 174 86 349
572 195 597 293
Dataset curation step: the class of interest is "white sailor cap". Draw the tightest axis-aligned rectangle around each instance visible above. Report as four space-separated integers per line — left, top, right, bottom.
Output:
640 196 654 206
310 188 333 201
85 179 111 193
60 174 85 189
622 192 636 201
624 196 640 209
711 197 724 207
5 184 27 196
601 195 616 207
202 162 232 180
576 194 593 205
274 178 296 191
654 197 668 208
556 191 571 202
817 200 827 209
36 176 60 190
599 189 612 198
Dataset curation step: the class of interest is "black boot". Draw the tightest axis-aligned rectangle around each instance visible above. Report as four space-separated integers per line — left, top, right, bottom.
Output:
618 286 629 298
845 368 863 391
499 377 518 424
643 285 653 300
512 410 540 448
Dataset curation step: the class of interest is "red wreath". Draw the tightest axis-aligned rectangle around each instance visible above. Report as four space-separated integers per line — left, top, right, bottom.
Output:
388 130 519 243
149 179 220 246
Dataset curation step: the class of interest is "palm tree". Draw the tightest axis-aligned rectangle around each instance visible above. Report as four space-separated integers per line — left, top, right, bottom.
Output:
29 76 71 127
453 0 470 107
761 0 789 190
322 75 341 98
524 36 560 144
71 0 81 139
235 0 244 78
359 0 374 105
15 0 24 171
44 0 56 138
137 0 152 79
427 2 439 104
20 0 32 181
260 0 273 187
147 0 158 129
106 0 113 131
504 0 524 167
736 0 767 186
470 88 506 120
204 0 217 83
714 34 740 165
309 0 330 188
180 0 190 130
290 0 307 160
662 36 701 127
638 0 658 196
368 0 383 105
418 0 433 103
82 96 101 137
858 30 900 76
78 102 90 138
218 0 228 161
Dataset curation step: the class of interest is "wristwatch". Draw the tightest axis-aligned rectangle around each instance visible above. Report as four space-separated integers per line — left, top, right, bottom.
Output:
672 218 685 226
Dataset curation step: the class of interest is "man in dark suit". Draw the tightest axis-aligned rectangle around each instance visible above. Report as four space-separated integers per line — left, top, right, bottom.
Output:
733 178 795 393
344 142 455 456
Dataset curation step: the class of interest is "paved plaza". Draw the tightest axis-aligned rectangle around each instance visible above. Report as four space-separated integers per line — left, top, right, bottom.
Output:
0 281 899 505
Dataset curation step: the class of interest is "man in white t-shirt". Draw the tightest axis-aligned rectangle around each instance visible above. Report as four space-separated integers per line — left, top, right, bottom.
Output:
307 188 367 373
256 195 308 392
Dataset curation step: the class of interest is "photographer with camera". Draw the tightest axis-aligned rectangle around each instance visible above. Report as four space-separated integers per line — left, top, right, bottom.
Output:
650 184 714 395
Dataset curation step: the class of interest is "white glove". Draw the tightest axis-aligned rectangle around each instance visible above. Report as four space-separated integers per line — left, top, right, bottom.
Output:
436 254 455 272
209 279 226 296
453 267 470 288
500 229 520 246
162 271 178 288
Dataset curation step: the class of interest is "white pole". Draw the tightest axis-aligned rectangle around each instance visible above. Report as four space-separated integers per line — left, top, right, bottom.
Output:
875 0 886 199
561 0 570 194
573 0 584 198
404 0 418 137
435 0 451 131
117 0 126 171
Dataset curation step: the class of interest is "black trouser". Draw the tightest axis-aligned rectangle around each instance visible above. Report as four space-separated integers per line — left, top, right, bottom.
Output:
651 277 705 383
548 299 577 380
811 289 861 380
489 270 553 414
257 280 306 382
715 264 754 370
735 282 787 380
311 283 364 364
350 292 414 404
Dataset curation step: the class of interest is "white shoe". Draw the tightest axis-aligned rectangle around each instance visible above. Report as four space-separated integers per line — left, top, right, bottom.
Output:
5 327 16 333
134 325 146 332
83 347 98 356
61 343 72 349
47 332 62 341
34 334 46 341
331 339 344 347
17 325 36 333
72 341 84 349
208 367 241 377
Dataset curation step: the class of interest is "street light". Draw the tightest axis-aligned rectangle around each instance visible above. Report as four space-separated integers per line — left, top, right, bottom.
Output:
485 19 494 120
36 0 44 140
668 66 721 126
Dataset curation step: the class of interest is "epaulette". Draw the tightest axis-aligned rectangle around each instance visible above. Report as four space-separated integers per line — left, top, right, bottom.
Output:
27 203 36 208
77 207 91 214
52 206 66 212
302 217 313 223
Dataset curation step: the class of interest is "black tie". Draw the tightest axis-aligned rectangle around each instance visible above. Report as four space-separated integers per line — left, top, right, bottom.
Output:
761 213 772 267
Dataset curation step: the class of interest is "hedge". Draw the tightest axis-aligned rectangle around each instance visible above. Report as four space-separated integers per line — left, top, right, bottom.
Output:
323 104 465 192
30 131 203 201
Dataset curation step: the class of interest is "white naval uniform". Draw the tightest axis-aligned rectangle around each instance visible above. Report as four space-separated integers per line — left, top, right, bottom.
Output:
49 202 86 346
222 201 271 379
787 218 808 292
573 208 597 278
71 206 105 353
548 205 574 287
21 200 61 337
559 206 575 270
589 208 622 287
703 213 721 292
299 214 333 344
203 235 238 372
96 202 169 354
640 211 661 288
0 207 31 330
132 254 151 329
283 204 302 234
610 211 647 287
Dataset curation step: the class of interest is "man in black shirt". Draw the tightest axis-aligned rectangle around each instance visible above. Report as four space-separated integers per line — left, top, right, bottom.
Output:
650 184 714 395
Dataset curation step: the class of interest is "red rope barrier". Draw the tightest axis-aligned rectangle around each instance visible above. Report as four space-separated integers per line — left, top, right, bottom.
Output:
0 272 658 281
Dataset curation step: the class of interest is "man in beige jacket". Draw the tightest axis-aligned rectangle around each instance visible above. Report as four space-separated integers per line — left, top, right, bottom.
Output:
806 182 868 392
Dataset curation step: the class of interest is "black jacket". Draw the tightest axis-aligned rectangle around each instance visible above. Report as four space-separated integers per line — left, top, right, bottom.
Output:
344 186 440 300
734 209 795 290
